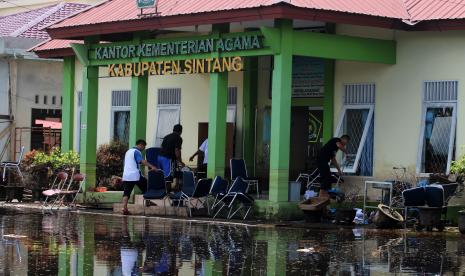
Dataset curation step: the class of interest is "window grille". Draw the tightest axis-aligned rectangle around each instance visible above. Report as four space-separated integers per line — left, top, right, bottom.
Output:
158 88 181 105
344 83 375 105
112 90 131 107
424 81 457 103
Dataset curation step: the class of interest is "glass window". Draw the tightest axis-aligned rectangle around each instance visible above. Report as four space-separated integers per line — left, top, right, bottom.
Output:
419 105 456 174
113 110 130 145
155 108 180 147
335 106 374 175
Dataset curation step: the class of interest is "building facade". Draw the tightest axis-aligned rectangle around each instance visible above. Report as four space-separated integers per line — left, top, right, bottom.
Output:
33 0 465 217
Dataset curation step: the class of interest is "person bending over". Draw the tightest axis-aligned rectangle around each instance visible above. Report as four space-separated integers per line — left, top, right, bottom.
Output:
317 135 350 198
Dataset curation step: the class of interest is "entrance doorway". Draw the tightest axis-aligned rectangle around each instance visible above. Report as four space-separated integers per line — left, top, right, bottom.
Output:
197 122 235 177
289 107 323 180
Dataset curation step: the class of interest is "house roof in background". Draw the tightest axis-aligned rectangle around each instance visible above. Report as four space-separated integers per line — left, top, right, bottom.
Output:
0 2 88 39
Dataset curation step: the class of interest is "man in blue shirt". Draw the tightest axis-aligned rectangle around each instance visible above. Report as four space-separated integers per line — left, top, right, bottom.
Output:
122 139 157 215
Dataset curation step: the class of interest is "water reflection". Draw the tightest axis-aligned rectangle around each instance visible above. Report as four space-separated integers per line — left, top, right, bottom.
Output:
0 208 464 275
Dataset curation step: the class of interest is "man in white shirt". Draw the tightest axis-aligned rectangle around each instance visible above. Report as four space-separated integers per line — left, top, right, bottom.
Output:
122 139 157 215
189 138 208 172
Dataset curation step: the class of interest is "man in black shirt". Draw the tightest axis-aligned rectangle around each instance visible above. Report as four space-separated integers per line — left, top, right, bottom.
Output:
317 135 350 198
157 124 185 178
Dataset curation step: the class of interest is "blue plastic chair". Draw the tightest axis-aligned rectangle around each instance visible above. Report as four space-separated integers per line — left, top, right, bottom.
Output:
144 170 168 215
170 171 196 216
209 176 229 213
230 159 259 197
191 178 213 213
213 177 254 220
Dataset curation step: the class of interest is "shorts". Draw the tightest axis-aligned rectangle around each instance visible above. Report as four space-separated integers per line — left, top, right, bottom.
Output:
123 176 147 197
317 160 332 191
157 155 172 178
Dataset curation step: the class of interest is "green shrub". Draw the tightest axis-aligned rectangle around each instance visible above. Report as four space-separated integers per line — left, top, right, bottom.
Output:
96 141 128 189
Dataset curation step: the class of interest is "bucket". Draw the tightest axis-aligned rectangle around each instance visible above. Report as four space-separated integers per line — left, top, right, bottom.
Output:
289 181 301 202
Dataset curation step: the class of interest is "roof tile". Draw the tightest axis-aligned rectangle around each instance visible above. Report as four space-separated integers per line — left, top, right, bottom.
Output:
0 2 88 39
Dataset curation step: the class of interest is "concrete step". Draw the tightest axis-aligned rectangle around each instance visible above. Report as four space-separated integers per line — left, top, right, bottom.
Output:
135 195 145 205
113 202 189 217
113 203 144 215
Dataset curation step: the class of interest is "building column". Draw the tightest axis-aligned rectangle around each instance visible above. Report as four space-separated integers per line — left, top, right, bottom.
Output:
61 56 75 152
77 215 95 276
129 74 148 146
207 24 229 178
269 19 293 202
242 57 258 174
79 65 99 192
207 71 229 178
58 243 70 276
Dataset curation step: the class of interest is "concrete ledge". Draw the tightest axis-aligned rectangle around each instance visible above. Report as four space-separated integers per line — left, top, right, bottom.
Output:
76 191 127 205
254 200 303 221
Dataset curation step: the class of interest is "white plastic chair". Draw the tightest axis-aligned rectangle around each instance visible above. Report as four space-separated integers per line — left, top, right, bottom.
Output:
1 146 25 182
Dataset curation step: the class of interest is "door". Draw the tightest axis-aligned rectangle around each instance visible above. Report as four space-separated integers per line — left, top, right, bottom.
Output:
289 107 324 180
307 109 324 170
198 122 235 176
289 107 309 180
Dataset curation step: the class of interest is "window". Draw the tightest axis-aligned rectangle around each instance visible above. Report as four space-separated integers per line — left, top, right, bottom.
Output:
227 87 238 123
334 84 375 175
76 91 82 152
417 81 457 174
43 95 48 105
35 95 39 104
155 88 181 147
111 90 131 145
52 96 56 105
60 96 63 106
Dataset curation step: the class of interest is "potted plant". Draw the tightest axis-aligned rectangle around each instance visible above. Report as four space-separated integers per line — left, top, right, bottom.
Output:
451 153 465 233
96 141 128 191
22 148 80 202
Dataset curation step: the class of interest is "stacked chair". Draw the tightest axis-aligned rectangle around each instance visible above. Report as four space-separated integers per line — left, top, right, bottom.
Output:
140 150 255 220
42 168 86 210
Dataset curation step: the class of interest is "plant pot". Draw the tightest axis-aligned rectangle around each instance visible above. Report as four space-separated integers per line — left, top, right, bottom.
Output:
5 186 24 202
458 211 465 234
335 208 357 225
373 204 404 229
0 185 5 201
31 188 45 202
418 207 443 230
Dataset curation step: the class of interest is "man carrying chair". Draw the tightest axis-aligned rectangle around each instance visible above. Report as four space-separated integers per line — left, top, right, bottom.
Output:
122 139 158 215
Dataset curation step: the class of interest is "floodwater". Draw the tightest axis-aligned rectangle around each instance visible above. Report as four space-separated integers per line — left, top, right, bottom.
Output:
0 209 464 275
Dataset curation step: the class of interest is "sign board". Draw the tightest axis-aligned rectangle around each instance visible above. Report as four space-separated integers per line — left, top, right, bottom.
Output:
137 0 156 9
94 35 262 60
292 57 325 98
107 57 243 77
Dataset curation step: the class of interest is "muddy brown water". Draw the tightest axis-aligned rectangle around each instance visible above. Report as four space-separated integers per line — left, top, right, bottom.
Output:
0 208 464 275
